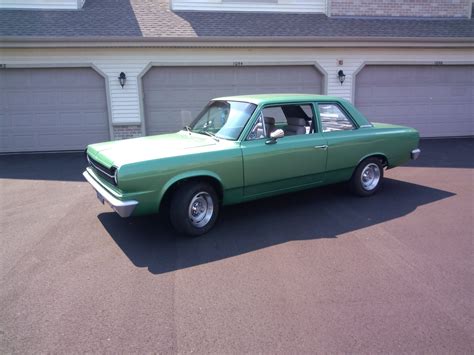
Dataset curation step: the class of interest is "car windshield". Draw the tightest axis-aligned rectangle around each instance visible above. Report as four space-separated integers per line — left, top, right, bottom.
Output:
188 100 257 140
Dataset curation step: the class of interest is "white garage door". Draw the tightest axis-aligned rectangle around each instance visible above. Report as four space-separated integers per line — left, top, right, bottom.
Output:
143 65 323 135
0 68 110 153
355 65 474 137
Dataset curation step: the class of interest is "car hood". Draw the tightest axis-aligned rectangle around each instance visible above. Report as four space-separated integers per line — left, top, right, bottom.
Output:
87 131 224 168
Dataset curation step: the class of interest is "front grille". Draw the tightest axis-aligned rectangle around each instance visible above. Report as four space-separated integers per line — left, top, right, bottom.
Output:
87 154 116 186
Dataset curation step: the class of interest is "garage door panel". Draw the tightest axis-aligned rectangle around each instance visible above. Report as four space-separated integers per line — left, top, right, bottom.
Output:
6 91 32 107
30 70 58 88
413 123 473 138
358 103 469 120
355 65 473 137
0 113 9 128
12 135 37 150
143 65 322 136
1 68 109 152
57 91 83 105
168 68 194 85
3 71 29 88
59 112 85 127
38 131 106 149
37 113 60 127
82 112 110 127
147 111 188 132
11 113 35 127
147 89 184 103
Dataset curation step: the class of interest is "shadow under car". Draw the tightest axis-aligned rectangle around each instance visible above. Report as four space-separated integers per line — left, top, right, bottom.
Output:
98 178 455 275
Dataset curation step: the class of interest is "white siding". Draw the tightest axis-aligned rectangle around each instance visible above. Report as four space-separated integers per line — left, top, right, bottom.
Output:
0 0 83 10
1 47 472 127
171 0 327 13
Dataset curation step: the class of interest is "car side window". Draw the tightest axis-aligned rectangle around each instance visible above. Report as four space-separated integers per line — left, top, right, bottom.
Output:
318 103 355 132
247 112 266 141
318 104 355 132
262 106 286 125
247 104 317 141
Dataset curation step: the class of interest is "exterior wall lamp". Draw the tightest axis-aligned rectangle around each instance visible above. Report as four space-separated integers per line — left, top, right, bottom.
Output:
118 72 127 88
337 70 346 85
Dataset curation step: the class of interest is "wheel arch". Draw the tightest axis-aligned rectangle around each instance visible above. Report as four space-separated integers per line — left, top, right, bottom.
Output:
357 153 389 168
158 171 224 214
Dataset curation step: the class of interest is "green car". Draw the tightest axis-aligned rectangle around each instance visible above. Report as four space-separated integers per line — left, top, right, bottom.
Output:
83 94 420 235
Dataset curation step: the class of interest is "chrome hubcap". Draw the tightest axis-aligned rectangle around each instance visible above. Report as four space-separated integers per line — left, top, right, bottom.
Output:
361 163 381 191
188 192 214 228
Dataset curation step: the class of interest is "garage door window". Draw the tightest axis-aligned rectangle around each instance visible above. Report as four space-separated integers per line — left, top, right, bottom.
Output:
318 104 355 132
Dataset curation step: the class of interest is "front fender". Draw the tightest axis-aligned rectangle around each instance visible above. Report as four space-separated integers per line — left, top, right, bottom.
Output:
159 170 223 203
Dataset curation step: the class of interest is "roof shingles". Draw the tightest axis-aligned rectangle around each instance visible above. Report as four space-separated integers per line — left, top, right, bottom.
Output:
0 0 472 40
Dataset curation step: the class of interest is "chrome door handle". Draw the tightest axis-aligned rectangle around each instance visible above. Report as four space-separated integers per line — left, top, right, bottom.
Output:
314 145 328 150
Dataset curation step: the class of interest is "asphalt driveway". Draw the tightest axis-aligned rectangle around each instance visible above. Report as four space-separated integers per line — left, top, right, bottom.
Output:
0 138 473 353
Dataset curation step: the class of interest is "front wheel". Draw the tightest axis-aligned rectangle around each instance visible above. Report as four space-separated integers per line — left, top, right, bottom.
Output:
351 157 384 197
169 181 220 236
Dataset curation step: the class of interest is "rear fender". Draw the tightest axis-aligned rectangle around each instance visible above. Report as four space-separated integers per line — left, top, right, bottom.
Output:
357 152 389 167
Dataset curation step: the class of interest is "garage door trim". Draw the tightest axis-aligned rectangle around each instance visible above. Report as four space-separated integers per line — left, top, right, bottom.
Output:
3 63 113 143
138 61 328 135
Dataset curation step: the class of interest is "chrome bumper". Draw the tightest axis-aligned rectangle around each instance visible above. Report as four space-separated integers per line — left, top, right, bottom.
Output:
411 148 421 160
83 170 138 218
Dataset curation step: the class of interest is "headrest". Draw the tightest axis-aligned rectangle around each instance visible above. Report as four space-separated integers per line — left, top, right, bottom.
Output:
264 116 275 124
286 117 306 126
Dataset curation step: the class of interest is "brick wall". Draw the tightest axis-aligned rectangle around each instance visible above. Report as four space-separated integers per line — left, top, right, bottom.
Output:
113 125 143 140
330 0 471 18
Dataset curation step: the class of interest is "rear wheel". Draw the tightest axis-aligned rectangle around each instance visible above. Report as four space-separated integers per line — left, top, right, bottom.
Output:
169 181 219 236
351 157 383 197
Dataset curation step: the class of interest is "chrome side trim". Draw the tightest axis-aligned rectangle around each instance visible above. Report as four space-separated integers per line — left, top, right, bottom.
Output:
83 169 138 218
411 148 421 160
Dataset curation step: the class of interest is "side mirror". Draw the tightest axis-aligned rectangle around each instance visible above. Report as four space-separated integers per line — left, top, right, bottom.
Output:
266 129 284 145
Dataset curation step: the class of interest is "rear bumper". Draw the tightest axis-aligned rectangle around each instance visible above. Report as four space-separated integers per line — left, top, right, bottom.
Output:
411 148 421 160
83 169 138 218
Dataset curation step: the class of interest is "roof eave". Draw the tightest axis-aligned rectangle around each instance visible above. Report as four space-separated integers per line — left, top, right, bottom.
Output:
1 36 473 48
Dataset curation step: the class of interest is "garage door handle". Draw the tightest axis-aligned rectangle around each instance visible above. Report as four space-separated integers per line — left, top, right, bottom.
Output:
314 145 328 150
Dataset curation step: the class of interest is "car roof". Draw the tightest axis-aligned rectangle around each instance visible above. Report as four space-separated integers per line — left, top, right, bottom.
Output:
212 94 343 105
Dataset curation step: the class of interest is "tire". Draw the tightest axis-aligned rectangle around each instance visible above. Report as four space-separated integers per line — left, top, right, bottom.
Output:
350 157 384 197
169 181 220 236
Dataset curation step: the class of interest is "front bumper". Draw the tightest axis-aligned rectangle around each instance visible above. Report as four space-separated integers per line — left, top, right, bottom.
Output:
83 170 138 218
411 148 421 160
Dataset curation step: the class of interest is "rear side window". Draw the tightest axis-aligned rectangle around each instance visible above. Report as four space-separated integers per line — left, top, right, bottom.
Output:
318 103 355 132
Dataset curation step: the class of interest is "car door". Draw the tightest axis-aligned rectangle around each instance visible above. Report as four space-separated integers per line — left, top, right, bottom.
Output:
240 104 328 197
317 102 373 183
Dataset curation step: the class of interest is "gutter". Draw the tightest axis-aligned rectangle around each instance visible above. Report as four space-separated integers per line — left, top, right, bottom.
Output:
1 36 473 48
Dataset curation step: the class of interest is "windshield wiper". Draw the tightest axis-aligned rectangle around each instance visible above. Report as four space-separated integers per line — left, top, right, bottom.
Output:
183 125 192 134
197 130 220 141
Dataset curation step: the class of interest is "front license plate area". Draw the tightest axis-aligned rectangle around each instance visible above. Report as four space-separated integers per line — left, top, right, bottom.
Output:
96 191 105 205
